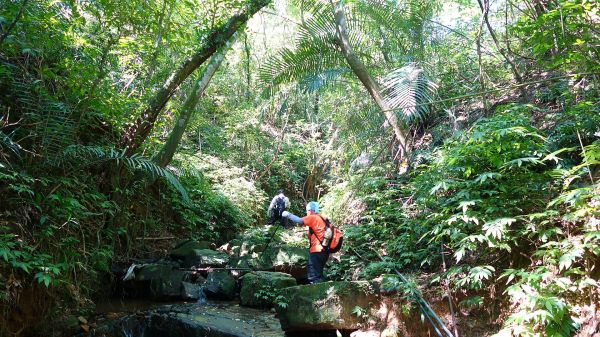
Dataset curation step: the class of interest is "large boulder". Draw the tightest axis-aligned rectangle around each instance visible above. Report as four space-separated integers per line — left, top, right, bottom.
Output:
170 240 212 259
275 281 379 332
181 281 203 300
263 246 308 280
203 270 236 300
127 263 189 299
240 271 297 308
228 245 308 279
170 241 229 267
134 263 173 282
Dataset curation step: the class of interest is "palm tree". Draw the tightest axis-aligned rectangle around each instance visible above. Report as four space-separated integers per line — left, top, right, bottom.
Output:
259 0 437 161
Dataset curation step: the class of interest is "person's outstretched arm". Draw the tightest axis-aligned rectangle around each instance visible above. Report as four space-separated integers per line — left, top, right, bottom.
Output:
282 211 304 225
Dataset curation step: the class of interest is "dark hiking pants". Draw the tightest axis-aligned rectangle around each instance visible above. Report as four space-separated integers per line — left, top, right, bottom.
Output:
308 251 329 284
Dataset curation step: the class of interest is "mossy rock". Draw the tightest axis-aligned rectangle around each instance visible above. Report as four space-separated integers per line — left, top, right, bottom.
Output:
127 264 189 300
263 246 308 280
136 264 177 281
173 247 229 268
149 270 188 299
170 240 212 260
204 270 236 300
227 256 255 273
181 281 203 300
275 281 379 332
239 271 297 308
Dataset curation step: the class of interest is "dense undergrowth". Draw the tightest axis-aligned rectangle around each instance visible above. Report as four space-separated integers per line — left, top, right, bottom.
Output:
0 58 259 331
1 0 599 336
325 100 599 335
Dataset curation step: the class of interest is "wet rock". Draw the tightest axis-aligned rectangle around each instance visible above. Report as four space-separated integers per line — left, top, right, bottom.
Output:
179 248 230 268
124 263 189 300
181 281 203 300
204 270 236 300
170 240 212 259
89 303 285 337
149 269 188 299
171 241 227 267
239 271 296 308
263 246 308 280
275 281 379 332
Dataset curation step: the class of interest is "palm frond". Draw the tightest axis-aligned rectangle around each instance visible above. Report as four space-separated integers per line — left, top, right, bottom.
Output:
298 68 350 93
259 2 369 94
258 44 347 89
296 2 370 55
380 63 438 125
62 145 191 204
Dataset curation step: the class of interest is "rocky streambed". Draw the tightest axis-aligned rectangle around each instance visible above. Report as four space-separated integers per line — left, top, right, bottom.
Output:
90 301 286 337
78 238 439 337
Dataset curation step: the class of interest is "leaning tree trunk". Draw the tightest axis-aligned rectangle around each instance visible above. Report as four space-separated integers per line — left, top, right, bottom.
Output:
120 0 271 155
330 0 408 157
153 35 235 167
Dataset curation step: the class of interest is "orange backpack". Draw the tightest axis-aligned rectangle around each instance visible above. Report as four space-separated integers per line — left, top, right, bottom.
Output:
315 215 344 253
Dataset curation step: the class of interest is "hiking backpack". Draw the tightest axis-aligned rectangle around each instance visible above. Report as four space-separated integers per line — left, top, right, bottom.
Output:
312 215 344 253
274 196 286 217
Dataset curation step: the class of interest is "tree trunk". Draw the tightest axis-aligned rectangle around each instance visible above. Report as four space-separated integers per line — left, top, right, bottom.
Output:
244 32 252 101
120 0 270 155
476 8 489 112
153 36 234 167
477 0 523 84
330 0 408 157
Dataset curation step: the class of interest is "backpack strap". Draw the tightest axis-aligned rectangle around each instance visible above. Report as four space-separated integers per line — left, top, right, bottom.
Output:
317 215 330 228
308 215 329 250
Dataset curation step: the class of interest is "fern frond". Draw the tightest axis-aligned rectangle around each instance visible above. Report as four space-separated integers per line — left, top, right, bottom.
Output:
3 69 77 163
62 145 191 204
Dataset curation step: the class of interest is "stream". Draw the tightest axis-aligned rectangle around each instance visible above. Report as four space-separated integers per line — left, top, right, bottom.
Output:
91 297 287 337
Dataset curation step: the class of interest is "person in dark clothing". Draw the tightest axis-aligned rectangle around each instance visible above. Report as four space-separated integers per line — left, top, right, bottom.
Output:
267 189 290 227
282 201 329 284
